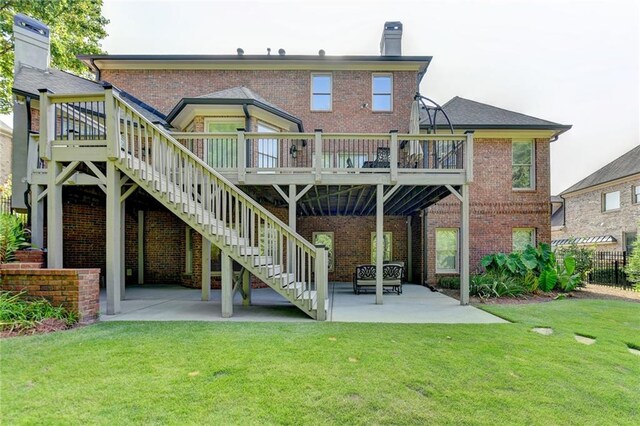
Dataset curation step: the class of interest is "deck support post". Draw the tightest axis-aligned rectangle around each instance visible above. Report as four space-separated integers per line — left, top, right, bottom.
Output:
460 184 470 305
376 184 384 304
137 210 144 284
30 184 45 249
201 238 211 301
46 161 63 268
106 161 122 314
288 184 296 278
221 252 233 318
120 201 126 300
242 269 251 306
407 215 413 282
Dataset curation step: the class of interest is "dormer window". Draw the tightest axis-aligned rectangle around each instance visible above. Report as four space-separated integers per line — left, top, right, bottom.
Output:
372 74 393 111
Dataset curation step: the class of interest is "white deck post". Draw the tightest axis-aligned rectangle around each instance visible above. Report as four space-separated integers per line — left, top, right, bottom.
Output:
407 215 413 282
376 184 384 304
46 161 63 268
221 252 233 318
460 184 470 305
202 238 211 301
30 184 44 249
106 161 122 314
137 210 144 284
288 184 296 278
120 202 126 300
315 245 327 321
242 269 251 306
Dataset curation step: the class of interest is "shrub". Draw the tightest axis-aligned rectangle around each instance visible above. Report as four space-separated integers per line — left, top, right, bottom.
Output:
626 232 640 290
0 214 29 263
0 291 78 333
437 276 460 289
555 239 594 282
470 271 527 300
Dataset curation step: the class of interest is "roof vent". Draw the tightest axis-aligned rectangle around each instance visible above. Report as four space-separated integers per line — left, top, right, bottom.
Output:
278 48 286 56
380 21 402 56
237 48 244 56
318 49 325 57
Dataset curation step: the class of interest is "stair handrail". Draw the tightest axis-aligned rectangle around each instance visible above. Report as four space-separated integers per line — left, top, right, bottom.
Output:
108 88 318 254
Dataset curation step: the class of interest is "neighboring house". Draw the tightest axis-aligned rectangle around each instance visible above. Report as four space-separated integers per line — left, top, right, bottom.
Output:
551 145 640 253
10 15 571 319
0 119 11 188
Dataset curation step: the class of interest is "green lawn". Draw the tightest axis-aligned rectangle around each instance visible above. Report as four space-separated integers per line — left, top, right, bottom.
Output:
1 300 639 425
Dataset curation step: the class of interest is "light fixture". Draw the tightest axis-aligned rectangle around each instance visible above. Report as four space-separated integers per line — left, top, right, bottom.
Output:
289 144 298 159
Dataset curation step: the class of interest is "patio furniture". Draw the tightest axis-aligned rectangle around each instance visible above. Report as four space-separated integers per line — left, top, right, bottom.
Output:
353 262 404 295
363 147 391 168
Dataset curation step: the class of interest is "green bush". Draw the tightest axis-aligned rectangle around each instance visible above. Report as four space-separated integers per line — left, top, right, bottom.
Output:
0 214 29 263
0 291 78 332
555 239 594 282
470 271 527 300
437 276 460 289
625 232 640 290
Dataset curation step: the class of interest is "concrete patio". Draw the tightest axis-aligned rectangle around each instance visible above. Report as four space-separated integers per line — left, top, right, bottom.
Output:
99 283 507 324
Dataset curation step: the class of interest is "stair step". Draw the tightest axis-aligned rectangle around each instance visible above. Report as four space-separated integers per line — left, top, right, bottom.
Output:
273 272 295 286
225 236 250 246
284 282 305 297
263 264 282 277
252 256 273 266
239 246 260 256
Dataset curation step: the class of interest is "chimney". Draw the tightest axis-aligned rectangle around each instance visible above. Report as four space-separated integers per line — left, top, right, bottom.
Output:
13 14 50 73
380 21 403 56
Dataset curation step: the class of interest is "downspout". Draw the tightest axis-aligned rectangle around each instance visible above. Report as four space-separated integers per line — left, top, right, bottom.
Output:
242 103 250 168
90 58 101 81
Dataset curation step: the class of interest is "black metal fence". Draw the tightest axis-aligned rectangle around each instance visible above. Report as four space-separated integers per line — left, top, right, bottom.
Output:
587 251 632 289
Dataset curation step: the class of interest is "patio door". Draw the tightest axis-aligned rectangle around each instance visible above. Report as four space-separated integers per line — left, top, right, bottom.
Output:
257 123 279 170
205 119 243 169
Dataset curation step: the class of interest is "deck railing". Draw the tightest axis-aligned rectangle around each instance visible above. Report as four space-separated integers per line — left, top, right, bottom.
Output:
172 130 473 182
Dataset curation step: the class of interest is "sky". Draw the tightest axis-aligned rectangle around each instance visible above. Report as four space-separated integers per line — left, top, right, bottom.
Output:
6 0 638 194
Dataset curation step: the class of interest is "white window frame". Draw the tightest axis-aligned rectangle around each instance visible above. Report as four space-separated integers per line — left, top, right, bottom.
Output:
313 232 335 272
435 228 459 273
512 228 536 252
372 73 393 112
370 232 393 264
512 140 535 190
633 185 640 205
602 191 621 212
311 73 332 111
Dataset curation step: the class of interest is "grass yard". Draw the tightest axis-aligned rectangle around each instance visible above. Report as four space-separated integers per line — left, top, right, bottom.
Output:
1 299 639 425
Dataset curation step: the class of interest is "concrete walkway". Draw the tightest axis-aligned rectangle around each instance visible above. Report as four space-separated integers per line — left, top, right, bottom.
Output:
100 283 507 324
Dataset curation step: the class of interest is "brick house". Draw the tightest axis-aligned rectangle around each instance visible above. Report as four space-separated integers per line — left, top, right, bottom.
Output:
552 145 640 253
9 15 571 320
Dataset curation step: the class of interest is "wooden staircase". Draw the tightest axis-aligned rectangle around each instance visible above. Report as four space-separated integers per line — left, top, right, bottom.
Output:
110 92 328 319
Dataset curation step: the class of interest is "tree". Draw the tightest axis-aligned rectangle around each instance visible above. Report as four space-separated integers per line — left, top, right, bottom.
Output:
0 0 109 113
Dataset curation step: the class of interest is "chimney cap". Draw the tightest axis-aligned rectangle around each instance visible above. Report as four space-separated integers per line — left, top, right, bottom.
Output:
14 14 49 38
383 21 403 31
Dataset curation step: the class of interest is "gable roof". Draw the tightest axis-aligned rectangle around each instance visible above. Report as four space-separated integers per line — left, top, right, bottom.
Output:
420 96 571 134
166 86 303 131
12 66 167 126
561 145 640 195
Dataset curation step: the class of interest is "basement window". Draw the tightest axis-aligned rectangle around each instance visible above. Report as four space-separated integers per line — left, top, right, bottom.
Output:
313 232 335 272
311 74 332 111
371 232 393 264
435 228 458 273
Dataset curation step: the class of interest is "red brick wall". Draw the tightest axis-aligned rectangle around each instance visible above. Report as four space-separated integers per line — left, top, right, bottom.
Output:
424 138 551 284
0 268 100 322
144 210 185 284
101 69 416 133
296 215 408 282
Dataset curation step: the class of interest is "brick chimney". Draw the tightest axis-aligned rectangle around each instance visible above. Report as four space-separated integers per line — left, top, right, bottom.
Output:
380 21 403 56
13 14 50 73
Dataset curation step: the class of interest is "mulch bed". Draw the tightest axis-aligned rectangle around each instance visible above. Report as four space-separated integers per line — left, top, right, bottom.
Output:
440 284 640 305
0 319 74 339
